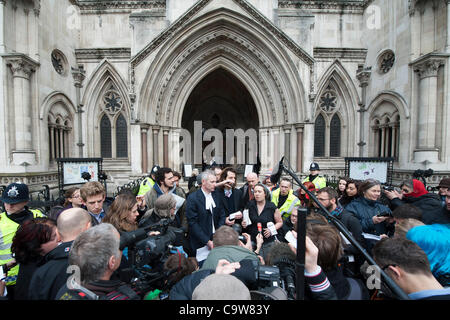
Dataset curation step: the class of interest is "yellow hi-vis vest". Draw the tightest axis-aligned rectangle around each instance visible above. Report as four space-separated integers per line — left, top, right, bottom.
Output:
0 209 44 286
137 177 156 197
302 175 327 190
271 189 300 220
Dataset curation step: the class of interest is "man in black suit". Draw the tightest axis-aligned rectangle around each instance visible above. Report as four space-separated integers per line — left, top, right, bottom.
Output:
185 169 226 263
214 167 243 225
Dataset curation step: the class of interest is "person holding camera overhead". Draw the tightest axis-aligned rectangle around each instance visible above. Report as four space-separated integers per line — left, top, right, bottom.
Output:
345 179 394 251
384 179 448 225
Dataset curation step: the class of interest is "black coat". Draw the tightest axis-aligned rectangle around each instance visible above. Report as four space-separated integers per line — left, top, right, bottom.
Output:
28 241 73 300
213 188 243 217
185 189 226 252
14 259 43 300
335 209 367 252
390 193 449 225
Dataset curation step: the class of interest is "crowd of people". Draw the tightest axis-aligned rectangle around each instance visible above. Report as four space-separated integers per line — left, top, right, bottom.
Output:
0 163 449 301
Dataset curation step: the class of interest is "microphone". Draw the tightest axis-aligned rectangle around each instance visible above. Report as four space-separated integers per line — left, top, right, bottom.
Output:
270 156 285 184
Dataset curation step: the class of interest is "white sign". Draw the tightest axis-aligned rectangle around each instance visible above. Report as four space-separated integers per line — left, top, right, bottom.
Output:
349 161 389 183
63 161 99 184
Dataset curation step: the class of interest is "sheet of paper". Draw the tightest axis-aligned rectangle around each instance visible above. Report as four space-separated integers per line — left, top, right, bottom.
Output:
362 232 382 241
196 245 211 262
0 266 7 297
172 193 186 215
285 231 297 248
242 209 252 226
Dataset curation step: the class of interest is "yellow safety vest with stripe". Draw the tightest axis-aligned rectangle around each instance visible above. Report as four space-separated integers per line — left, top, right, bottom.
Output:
271 189 300 220
0 209 44 286
137 177 156 197
302 175 327 190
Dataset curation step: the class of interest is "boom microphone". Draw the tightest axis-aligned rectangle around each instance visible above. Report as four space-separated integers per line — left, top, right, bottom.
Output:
270 156 285 184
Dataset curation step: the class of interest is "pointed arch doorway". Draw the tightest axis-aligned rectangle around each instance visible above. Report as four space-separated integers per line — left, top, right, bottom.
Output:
181 68 259 169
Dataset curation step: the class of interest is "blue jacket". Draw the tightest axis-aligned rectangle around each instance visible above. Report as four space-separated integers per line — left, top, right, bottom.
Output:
345 197 391 235
185 189 226 252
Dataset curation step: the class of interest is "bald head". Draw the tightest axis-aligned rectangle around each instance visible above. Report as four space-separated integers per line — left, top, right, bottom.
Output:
246 172 258 189
57 208 92 242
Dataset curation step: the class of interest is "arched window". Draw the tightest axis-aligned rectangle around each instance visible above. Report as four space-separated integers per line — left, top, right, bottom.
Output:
370 101 400 160
116 114 128 158
47 102 73 162
97 83 129 159
314 114 325 157
100 114 112 158
330 114 341 157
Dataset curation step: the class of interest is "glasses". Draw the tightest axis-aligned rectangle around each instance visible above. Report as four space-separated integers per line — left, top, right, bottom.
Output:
71 195 80 199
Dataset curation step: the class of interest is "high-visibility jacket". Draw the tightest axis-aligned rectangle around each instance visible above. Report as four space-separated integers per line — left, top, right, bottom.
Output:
137 177 156 197
271 189 300 220
302 175 327 190
0 209 44 286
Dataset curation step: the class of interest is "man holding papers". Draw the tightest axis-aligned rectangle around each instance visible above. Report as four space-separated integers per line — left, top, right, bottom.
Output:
185 170 226 264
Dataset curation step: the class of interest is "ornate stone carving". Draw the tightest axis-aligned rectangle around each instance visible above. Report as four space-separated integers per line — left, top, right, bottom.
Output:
319 86 338 113
102 85 123 115
378 50 395 74
70 0 166 13
356 65 371 88
51 49 67 75
413 57 445 79
5 54 38 79
157 30 289 125
71 64 86 87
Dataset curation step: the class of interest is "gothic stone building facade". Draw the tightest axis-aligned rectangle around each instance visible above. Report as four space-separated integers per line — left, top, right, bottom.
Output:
0 0 449 193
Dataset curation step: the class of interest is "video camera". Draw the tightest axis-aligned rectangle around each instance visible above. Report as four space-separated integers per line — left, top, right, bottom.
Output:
118 218 184 297
248 259 294 300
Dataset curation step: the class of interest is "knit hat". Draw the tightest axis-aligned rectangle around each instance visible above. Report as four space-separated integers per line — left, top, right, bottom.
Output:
1 183 30 204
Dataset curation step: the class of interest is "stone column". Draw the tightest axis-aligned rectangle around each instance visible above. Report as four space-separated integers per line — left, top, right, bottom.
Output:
412 56 445 163
49 124 55 160
283 125 291 166
6 54 38 165
356 66 371 157
163 127 170 167
152 125 160 166
295 125 303 173
447 1 450 52
140 125 149 173
72 65 86 157
259 128 269 171
0 0 6 54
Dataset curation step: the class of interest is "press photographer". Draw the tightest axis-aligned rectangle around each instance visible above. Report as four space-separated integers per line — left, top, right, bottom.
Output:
57 223 140 300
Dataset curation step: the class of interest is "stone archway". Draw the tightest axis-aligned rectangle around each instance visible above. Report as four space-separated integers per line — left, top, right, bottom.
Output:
181 68 259 167
133 7 312 173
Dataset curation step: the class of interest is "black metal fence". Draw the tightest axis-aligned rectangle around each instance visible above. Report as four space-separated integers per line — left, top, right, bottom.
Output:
0 184 64 215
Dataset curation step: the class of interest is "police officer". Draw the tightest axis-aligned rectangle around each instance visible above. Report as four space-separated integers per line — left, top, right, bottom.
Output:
137 165 160 197
0 183 44 299
302 162 327 190
271 178 300 220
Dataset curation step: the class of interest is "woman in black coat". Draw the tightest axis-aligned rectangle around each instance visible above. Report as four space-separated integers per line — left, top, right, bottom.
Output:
11 218 59 300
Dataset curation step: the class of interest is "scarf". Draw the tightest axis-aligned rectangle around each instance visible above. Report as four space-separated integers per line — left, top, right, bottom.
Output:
404 179 428 198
